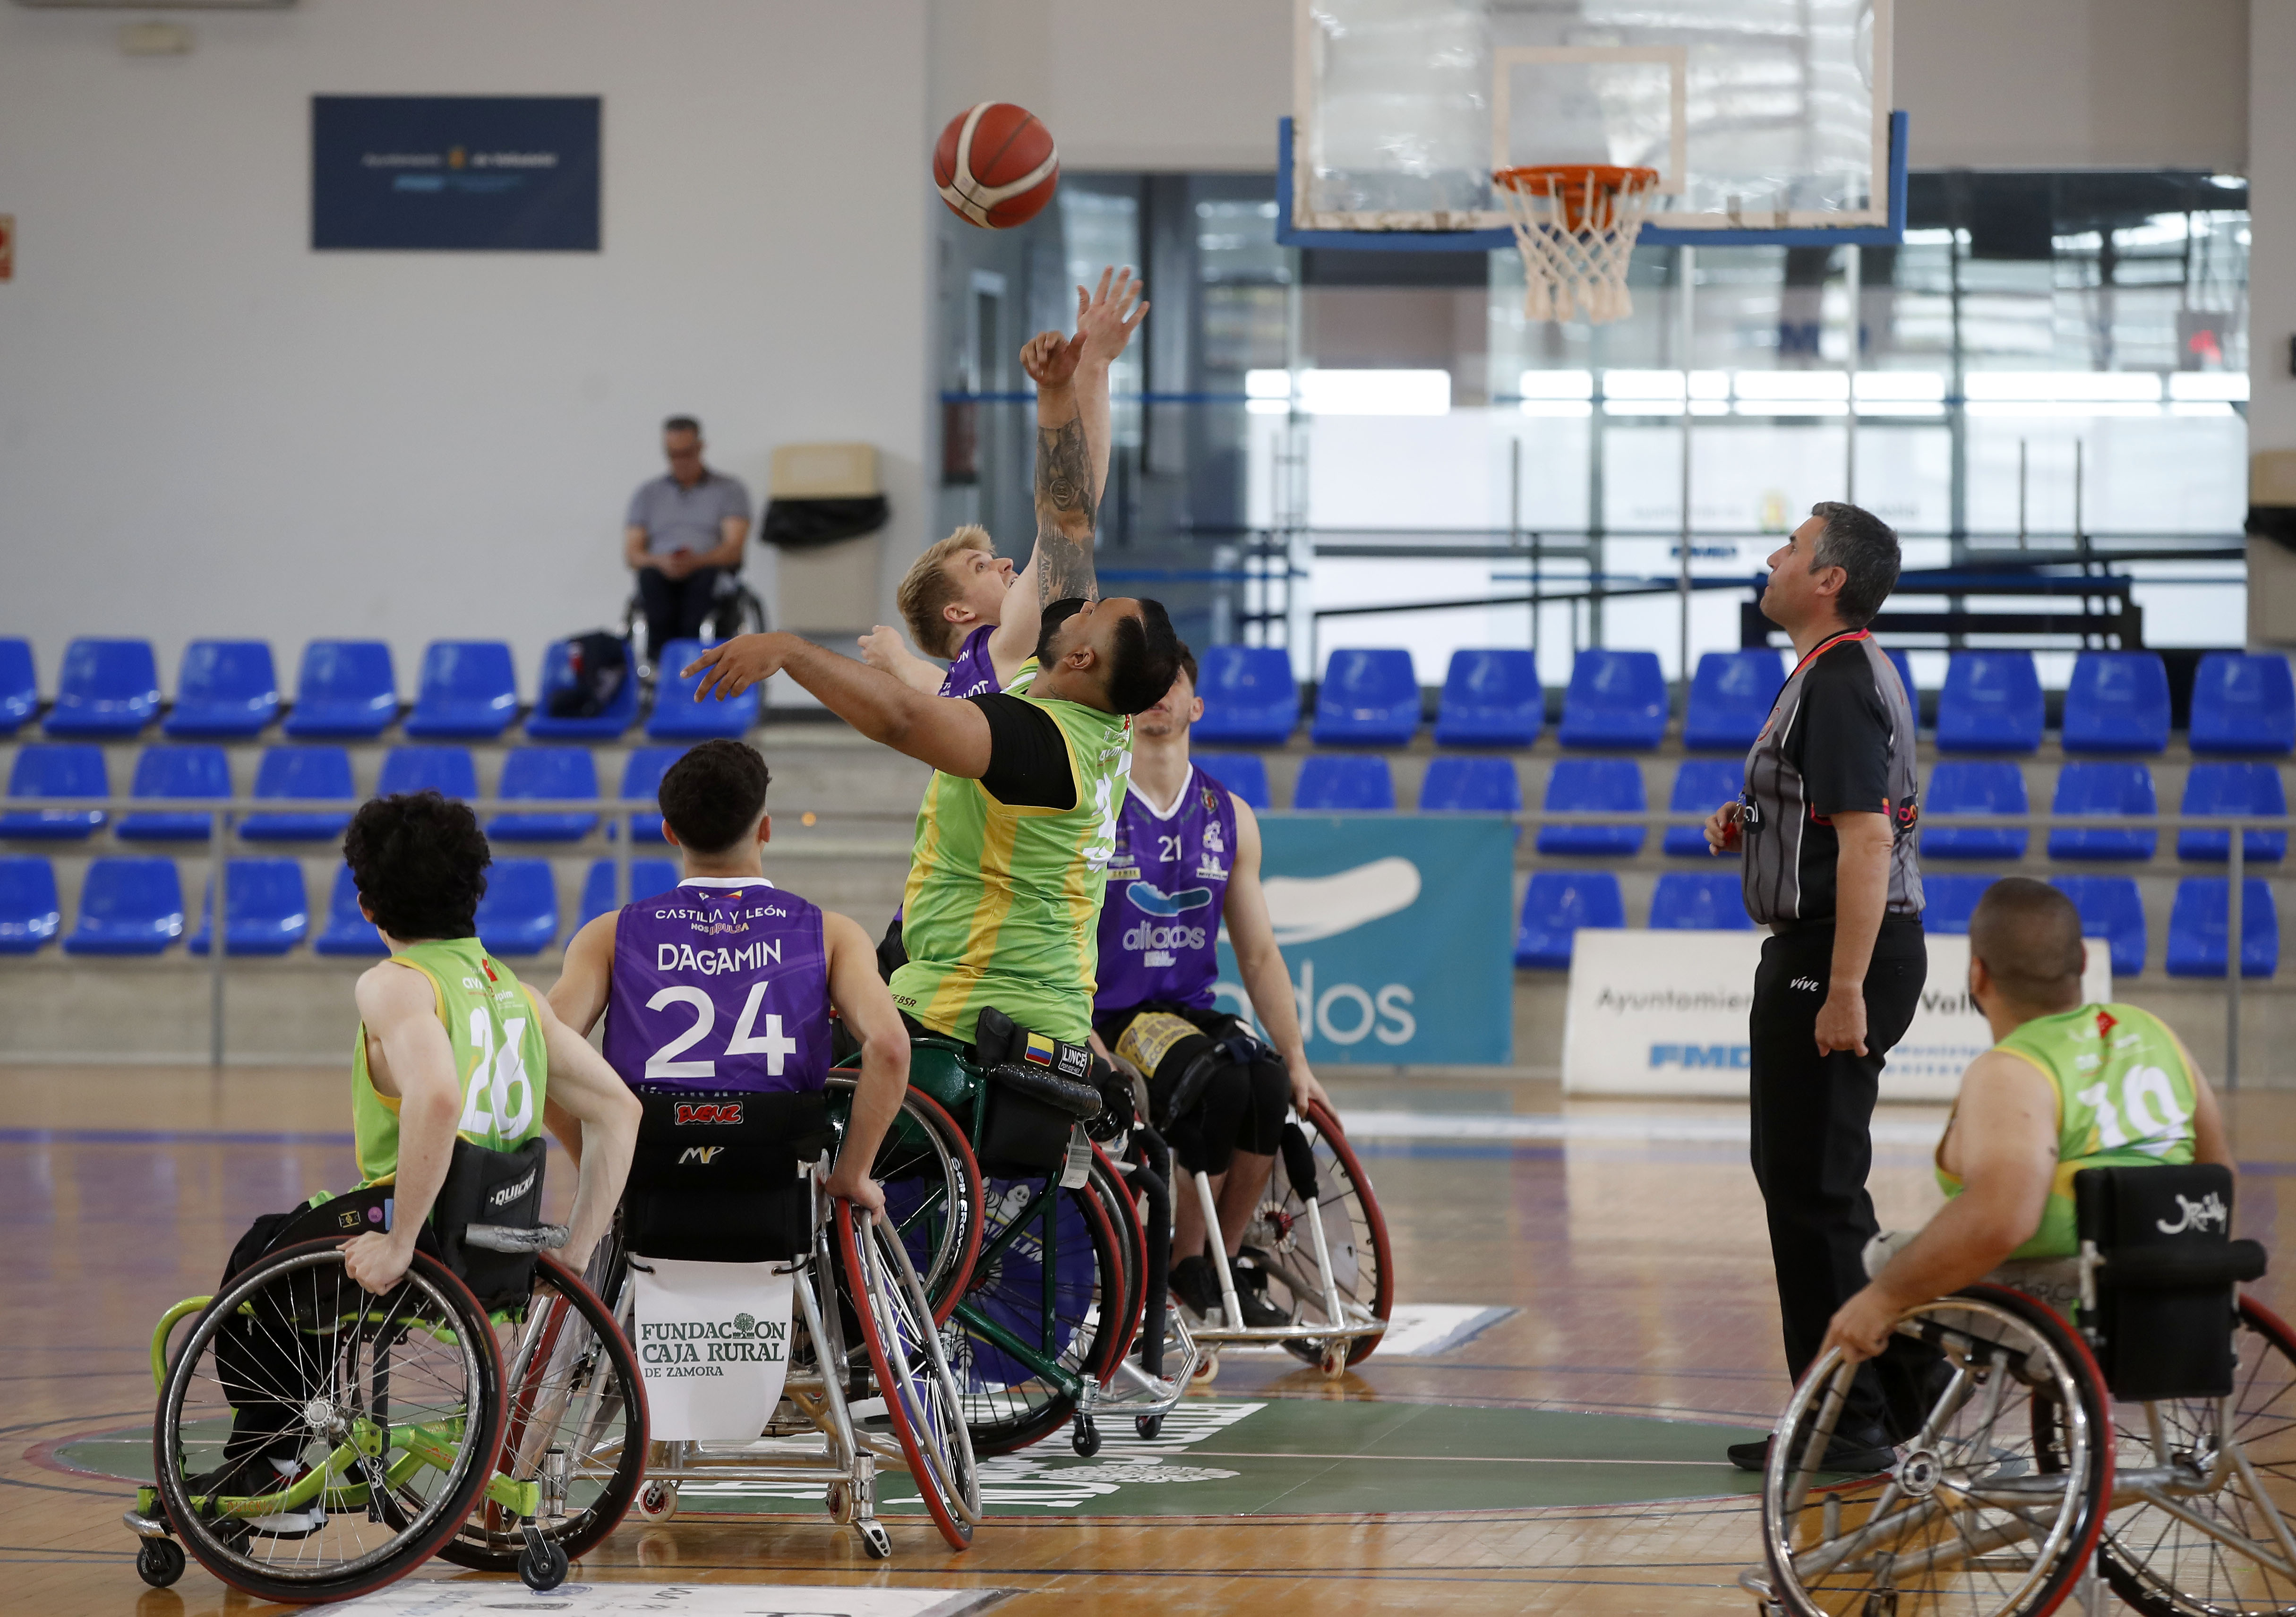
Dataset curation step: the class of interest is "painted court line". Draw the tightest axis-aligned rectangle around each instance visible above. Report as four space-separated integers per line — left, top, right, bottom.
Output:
1341 1111 1946 1146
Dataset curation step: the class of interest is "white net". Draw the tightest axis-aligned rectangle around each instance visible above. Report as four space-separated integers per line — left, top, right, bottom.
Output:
1493 165 1661 325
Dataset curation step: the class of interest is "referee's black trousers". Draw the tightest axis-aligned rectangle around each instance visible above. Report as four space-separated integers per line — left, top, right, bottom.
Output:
1749 913 1931 1440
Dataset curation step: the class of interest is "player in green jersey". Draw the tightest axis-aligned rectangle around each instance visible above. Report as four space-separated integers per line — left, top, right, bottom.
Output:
685 291 1181 1049
1822 876 2233 1367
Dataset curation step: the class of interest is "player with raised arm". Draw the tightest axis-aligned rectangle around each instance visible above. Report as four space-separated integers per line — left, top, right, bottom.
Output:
863 267 1144 700
544 739 908 1211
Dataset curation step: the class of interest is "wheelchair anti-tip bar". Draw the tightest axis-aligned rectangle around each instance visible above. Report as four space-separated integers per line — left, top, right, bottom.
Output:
465 1224 570 1254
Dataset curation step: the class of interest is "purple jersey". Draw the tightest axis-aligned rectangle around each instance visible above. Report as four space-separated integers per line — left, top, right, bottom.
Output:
940 625 1001 698
602 877 833 1094
1093 765 1238 1015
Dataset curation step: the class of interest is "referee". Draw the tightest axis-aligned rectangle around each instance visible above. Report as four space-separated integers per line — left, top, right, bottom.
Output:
1705 502 1929 1472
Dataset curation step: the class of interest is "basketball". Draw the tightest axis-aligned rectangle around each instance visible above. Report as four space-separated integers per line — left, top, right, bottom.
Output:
933 102 1059 229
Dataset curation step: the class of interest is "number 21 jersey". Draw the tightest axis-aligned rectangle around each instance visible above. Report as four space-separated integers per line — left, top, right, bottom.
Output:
603 876 832 1094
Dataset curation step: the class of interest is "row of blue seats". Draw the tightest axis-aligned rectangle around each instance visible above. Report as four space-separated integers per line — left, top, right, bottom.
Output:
1516 870 2279 979
0 637 753 742
1197 645 2296 755
1191 752 2285 863
0 856 685 958
0 744 687 842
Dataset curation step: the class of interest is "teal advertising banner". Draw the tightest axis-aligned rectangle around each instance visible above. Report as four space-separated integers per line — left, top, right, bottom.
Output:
1212 815 1514 1065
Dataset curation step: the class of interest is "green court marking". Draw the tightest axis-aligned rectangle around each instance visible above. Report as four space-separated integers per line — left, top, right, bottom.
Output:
58 1399 1780 1518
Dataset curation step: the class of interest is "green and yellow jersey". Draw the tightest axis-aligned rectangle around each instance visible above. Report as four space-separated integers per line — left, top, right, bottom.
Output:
348 936 549 1188
1938 1001 2200 1258
890 685 1132 1045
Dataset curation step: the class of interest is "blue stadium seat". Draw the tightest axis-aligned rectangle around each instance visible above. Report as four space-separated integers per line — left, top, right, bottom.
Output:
118 746 232 841
1311 648 1419 745
2166 878 2278 979
313 865 386 957
2178 762 2289 864
2047 761 2157 861
648 639 760 739
0 857 61 953
1432 649 1541 748
1648 870 1752 931
1682 650 1786 751
476 859 559 955
526 638 640 740
190 859 310 956
1 744 109 838
2049 876 2148 978
620 747 687 843
1536 758 1645 856
1557 649 1667 750
2189 652 2296 755
0 640 38 735
576 858 681 930
283 640 398 738
1195 752 1270 811
1193 646 1299 746
376 745 478 801
1664 759 1744 856
1293 755 1395 812
164 640 280 738
1919 873 1998 936
490 747 600 841
1935 651 2044 754
1921 762 2029 860
1514 871 1624 969
240 746 355 841
44 638 161 737
64 857 185 955
1418 755 1522 814
2060 651 2169 754
404 640 520 739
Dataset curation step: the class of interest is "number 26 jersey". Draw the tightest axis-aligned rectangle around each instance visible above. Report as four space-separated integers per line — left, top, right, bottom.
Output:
602 876 833 1095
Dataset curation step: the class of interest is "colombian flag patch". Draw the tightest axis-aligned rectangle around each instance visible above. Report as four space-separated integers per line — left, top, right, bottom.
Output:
1024 1031 1056 1066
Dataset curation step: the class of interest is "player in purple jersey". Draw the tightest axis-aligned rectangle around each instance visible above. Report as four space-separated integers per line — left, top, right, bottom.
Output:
1089 647 1333 1325
860 266 1144 699
544 740 907 1215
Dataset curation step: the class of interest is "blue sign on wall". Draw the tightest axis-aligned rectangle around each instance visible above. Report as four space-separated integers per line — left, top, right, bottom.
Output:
1213 815 1514 1066
313 96 600 251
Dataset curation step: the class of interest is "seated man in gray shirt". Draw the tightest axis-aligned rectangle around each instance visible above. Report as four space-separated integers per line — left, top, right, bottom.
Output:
624 414 751 659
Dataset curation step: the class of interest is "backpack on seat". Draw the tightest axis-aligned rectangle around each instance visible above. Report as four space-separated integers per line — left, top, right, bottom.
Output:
548 632 630 719
2075 1162 2267 1401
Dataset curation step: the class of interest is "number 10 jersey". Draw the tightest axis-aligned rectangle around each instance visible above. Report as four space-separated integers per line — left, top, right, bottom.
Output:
603 876 833 1095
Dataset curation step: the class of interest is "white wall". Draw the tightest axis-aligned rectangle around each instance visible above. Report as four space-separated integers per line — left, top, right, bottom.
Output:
2252 0 2296 458
0 0 930 693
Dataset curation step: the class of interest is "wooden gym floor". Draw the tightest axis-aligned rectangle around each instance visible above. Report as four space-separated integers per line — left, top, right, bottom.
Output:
10 1061 2296 1616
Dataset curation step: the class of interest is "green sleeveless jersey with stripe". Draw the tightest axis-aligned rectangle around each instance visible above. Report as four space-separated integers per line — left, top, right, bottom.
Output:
349 937 549 1188
1936 1002 2199 1259
890 687 1132 1045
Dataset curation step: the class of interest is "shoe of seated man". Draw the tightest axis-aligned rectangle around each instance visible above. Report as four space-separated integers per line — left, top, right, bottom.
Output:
182 1443 324 1537
1230 1246 1293 1330
1168 1254 1221 1323
1727 1423 1896 1476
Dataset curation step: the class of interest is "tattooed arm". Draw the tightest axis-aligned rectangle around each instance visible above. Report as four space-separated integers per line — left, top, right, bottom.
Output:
1031 343 1099 604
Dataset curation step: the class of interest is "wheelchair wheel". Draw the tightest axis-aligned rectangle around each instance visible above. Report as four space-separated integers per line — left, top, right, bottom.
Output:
827 1075 981 1324
2092 1293 2296 1616
1262 1101 1394 1368
951 1174 1128 1456
1762 1285 2112 1617
432 1254 647 1574
150 1240 506 1606
834 1202 979 1549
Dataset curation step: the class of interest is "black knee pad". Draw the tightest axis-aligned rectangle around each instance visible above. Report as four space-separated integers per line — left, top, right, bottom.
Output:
1236 1056 1289 1159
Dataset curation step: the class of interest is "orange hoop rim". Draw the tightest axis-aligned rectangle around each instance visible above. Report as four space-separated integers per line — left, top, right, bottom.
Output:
1493 163 1661 198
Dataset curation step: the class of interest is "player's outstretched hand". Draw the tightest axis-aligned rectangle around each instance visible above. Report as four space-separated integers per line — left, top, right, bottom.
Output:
685 632 793 702
1020 327 1086 391
825 1163 886 1216
1076 265 1148 367
857 625 908 676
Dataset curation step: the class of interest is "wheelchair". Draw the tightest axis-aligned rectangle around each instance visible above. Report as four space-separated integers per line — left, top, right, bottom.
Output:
1745 1162 2292 1617
593 1084 979 1558
622 571 768 676
127 1138 647 1604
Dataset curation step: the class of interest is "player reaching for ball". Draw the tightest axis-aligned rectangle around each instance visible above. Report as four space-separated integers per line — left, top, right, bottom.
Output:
863 267 1144 701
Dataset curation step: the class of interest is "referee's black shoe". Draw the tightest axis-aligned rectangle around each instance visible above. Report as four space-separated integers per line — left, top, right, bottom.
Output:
1727 1425 1897 1475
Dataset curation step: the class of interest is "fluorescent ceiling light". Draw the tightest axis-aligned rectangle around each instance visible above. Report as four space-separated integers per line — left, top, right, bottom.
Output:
1735 371 1850 401
1688 371 1729 400
1295 369 1451 416
1602 369 1684 401
1517 369 1593 400
1244 369 1292 400
1854 372 1947 401
1965 372 2163 402
2168 372 2249 402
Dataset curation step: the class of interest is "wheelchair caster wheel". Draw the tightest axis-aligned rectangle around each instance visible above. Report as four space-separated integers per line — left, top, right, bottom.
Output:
1136 1413 1164 1441
635 1479 679 1522
1072 1417 1102 1457
518 1528 570 1592
858 1519 893 1560
826 1480 860 1524
1192 1351 1220 1385
1319 1343 1348 1380
135 1537 185 1589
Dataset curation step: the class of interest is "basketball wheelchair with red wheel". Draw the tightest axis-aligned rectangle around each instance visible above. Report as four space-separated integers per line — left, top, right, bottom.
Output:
1744 1163 2295 1617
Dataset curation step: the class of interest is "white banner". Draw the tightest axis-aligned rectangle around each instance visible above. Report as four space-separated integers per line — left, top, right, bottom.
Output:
629 1258 794 1442
1562 930 2112 1100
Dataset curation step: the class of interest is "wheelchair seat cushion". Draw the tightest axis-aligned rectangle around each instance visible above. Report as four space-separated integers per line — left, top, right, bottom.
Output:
624 1087 830 1264
2076 1162 2262 1400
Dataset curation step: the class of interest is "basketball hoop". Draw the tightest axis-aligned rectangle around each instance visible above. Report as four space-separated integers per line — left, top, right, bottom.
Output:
1493 164 1663 325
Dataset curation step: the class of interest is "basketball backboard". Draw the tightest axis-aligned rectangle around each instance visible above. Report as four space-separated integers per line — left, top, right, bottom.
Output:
1285 0 1902 248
